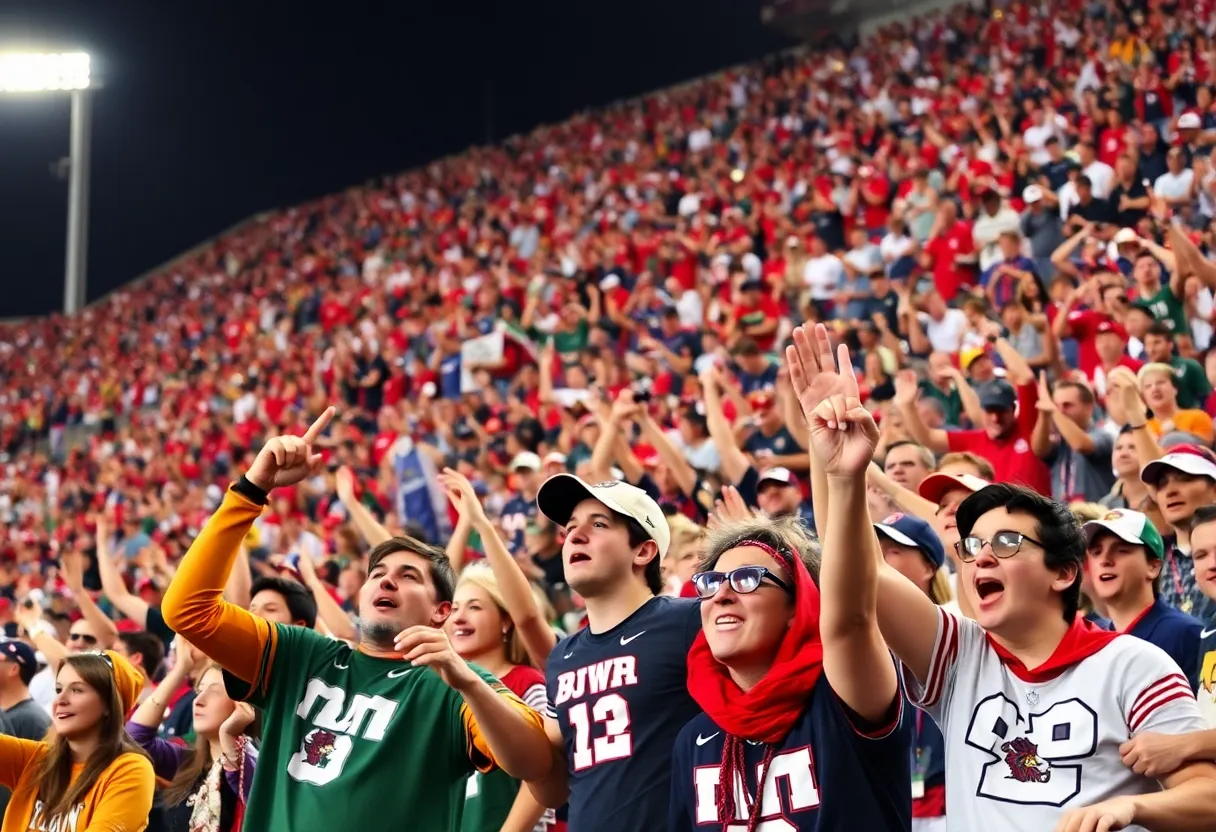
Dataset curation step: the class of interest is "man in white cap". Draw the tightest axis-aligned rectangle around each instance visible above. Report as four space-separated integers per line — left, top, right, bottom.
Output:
501 451 543 554
528 475 700 831
1082 508 1202 690
1142 446 1216 619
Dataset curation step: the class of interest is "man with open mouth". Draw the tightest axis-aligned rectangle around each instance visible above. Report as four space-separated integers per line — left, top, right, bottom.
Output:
795 322 1216 832
1081 509 1202 692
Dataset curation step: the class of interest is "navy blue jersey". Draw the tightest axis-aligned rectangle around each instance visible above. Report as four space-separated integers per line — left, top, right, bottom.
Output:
499 494 536 554
548 595 702 831
1127 599 1203 692
669 678 911 832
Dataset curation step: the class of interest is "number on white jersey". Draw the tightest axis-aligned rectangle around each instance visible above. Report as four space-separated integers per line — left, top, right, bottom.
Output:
965 695 1098 806
692 747 821 830
569 693 633 770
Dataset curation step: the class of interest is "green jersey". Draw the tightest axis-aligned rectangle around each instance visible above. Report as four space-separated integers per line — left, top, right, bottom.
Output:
1144 284 1189 337
226 623 511 832
1168 355 1212 411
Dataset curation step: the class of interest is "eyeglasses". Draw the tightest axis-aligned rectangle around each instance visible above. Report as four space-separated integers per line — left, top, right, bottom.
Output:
68 633 98 646
691 566 794 599
955 530 1046 563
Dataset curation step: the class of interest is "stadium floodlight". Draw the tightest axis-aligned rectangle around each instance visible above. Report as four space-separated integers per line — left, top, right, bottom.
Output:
0 51 93 314
0 52 91 93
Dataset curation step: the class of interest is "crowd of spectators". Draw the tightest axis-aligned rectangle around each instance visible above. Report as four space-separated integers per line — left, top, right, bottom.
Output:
4 0 1216 824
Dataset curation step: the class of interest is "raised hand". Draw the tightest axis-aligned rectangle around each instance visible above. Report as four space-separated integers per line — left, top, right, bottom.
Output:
437 468 490 529
60 549 85 592
335 466 357 503
246 407 335 491
1036 372 1056 413
706 485 760 531
221 702 257 739
785 323 860 421
893 369 920 409
807 384 881 479
393 625 479 692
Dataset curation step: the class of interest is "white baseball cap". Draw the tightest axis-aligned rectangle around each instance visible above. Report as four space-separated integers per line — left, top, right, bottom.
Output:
1141 447 1216 485
536 474 670 558
510 451 543 472
1178 112 1202 130
1022 184 1044 204
1082 509 1165 560
1113 227 1141 245
918 472 990 504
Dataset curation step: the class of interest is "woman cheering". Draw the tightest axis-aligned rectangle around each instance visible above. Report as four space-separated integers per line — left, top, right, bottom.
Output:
127 636 258 832
0 650 154 832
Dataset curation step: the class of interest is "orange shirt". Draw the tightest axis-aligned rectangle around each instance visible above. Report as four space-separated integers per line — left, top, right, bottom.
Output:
1147 409 1215 445
0 736 153 832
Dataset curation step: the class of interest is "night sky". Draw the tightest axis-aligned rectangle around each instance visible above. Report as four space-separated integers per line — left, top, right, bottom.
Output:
0 0 793 318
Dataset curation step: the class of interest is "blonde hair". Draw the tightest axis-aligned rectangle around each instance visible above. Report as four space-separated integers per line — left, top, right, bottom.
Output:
666 515 708 561
1137 362 1176 386
1068 502 1107 523
937 451 995 480
928 567 955 606
455 564 531 667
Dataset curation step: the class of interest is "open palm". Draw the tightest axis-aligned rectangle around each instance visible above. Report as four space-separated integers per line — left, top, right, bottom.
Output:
785 324 861 421
786 324 878 477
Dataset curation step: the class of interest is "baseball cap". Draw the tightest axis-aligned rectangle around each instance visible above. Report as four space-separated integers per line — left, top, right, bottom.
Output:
874 513 946 568
1141 445 1216 485
543 452 568 467
510 452 542 472
1022 184 1044 204
979 379 1017 411
758 467 799 488
1082 509 1165 560
1096 319 1129 340
960 346 990 370
537 474 670 558
1178 112 1202 130
1113 228 1140 246
918 472 990 504
0 640 36 671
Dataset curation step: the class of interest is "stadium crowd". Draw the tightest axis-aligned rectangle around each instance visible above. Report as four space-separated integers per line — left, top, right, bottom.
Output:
6 0 1216 827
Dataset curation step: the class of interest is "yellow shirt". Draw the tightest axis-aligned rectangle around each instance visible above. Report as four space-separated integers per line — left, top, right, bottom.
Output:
0 736 153 832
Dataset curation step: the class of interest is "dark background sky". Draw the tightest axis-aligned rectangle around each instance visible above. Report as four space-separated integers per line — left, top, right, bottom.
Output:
0 0 793 318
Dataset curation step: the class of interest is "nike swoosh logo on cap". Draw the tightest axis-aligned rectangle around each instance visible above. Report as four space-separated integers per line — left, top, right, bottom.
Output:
1202 628 1216 639
563 652 575 659
696 732 720 746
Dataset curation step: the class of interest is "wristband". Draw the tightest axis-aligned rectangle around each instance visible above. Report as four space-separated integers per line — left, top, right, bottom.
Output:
1129 423 1148 431
232 476 269 506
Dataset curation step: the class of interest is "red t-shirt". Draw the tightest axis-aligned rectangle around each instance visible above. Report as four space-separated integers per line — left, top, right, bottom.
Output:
925 224 976 301
1060 308 1112 380
732 296 781 351
945 381 1051 495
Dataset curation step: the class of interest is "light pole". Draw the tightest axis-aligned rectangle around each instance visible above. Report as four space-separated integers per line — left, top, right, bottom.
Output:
0 52 93 315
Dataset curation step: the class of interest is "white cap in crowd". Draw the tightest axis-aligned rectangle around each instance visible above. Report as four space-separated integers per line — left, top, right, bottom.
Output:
537 474 670 558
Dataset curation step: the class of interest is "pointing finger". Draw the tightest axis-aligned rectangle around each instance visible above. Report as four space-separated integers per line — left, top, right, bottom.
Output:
303 406 336 444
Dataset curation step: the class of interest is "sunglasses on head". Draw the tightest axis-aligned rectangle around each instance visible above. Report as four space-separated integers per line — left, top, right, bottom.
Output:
68 632 98 646
954 530 1045 563
77 650 114 670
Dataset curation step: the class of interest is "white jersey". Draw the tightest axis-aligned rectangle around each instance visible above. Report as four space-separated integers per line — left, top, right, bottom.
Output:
907 607 1205 832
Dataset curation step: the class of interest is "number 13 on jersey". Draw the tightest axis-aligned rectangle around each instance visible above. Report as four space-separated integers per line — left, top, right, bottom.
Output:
569 694 633 770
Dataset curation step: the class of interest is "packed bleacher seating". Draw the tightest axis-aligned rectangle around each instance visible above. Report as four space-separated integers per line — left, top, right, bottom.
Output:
6 0 1216 829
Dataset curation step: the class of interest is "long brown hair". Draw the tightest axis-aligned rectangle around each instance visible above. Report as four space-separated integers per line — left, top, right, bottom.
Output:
30 654 149 820
160 663 261 807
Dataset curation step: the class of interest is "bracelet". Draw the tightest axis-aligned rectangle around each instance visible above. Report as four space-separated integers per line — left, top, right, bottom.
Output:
1129 423 1147 430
